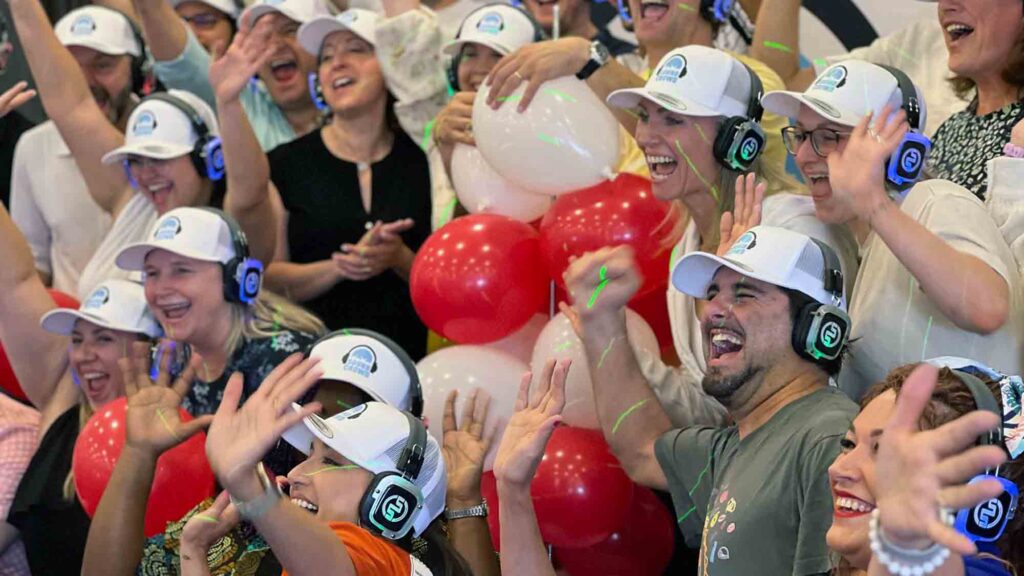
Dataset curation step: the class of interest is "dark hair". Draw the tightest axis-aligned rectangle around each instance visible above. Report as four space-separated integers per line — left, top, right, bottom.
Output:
394 520 473 576
783 288 845 376
862 364 1024 573
950 20 1024 101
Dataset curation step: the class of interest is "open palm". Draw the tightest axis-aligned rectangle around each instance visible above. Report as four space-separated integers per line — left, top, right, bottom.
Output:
493 359 569 489
441 388 493 504
208 18 275 103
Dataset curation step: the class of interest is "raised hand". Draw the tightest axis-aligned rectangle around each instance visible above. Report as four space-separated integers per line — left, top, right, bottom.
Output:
826 105 908 221
208 17 275 103
434 92 476 147
181 491 241 555
486 38 591 112
441 388 494 507
204 353 323 497
493 359 569 489
873 364 1008 554
120 341 214 459
335 219 416 281
0 81 36 118
563 246 642 323
717 172 765 257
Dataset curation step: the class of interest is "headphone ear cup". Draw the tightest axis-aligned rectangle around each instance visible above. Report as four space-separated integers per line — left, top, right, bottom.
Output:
713 117 765 172
885 132 931 192
360 472 423 540
792 303 849 363
308 73 328 111
201 137 225 181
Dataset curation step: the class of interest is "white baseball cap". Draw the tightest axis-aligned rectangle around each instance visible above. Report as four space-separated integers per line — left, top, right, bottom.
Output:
607 45 756 118
40 279 161 338
101 89 220 164
308 329 421 414
242 0 331 29
762 60 927 129
282 402 446 536
55 6 142 57
298 9 377 55
672 225 846 309
169 0 242 19
443 4 540 56
116 207 239 270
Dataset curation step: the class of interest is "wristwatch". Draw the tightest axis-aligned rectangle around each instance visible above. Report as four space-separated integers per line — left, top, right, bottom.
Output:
576 40 611 80
445 498 489 521
229 463 283 521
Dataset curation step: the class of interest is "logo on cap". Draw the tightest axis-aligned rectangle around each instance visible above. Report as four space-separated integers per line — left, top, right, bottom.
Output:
343 345 377 378
70 15 96 36
308 413 335 438
740 136 760 161
476 12 504 35
339 10 358 25
726 231 757 256
131 111 158 136
813 65 847 93
655 54 687 84
154 216 182 240
84 286 111 310
382 494 410 522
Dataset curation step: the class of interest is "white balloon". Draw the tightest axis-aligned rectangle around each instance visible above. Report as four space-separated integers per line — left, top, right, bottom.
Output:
418 345 529 471
451 144 554 222
484 313 548 364
473 77 621 195
529 311 659 429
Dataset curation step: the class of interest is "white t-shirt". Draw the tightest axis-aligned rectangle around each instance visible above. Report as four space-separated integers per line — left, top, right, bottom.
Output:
985 156 1024 276
640 192 860 426
819 18 967 138
77 193 155 299
10 121 112 294
837 179 1023 401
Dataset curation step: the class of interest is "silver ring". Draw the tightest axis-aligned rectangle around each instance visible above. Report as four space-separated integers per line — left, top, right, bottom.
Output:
513 71 524 81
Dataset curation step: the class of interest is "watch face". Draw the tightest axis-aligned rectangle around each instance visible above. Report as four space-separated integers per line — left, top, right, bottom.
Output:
595 42 611 62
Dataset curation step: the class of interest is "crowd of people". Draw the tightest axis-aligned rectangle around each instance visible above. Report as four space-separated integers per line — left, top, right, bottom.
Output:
0 0 1020 573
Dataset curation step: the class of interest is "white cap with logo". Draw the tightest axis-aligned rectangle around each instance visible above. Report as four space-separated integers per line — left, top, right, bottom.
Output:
242 0 331 29
307 330 421 414
101 89 219 164
444 4 539 56
116 207 239 270
55 6 142 57
672 225 846 309
168 0 241 19
607 45 755 118
40 279 161 337
298 8 378 55
282 402 446 537
762 60 926 129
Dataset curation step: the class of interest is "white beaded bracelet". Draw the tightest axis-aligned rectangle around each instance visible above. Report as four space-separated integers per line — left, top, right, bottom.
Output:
868 509 951 576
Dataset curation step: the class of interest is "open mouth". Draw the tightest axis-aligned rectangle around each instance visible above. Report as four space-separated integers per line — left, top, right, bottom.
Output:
646 154 678 182
159 300 191 321
292 497 319 514
331 76 355 90
269 58 299 83
144 182 173 208
80 372 110 397
640 0 669 21
535 0 558 7
945 22 974 43
833 493 875 518
709 328 744 364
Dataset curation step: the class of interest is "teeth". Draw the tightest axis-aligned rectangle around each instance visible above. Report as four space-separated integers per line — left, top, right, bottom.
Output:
147 183 171 192
332 77 354 88
836 496 874 513
291 498 319 512
645 155 675 165
946 23 972 33
641 0 667 5
711 332 742 346
270 59 295 70
83 372 106 380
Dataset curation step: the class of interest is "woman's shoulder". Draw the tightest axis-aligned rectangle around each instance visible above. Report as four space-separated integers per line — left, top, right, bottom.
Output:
267 129 327 165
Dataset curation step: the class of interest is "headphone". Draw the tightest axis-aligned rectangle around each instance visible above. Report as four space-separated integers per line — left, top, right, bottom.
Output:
197 207 263 305
951 369 1019 543
790 238 850 365
875 64 931 193
358 410 428 540
306 328 424 417
615 0 735 28
446 4 545 92
712 62 766 172
309 71 328 112
142 92 225 181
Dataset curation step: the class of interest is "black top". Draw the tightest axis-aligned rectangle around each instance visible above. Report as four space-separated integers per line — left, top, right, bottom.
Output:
0 111 35 207
8 406 92 576
268 128 431 360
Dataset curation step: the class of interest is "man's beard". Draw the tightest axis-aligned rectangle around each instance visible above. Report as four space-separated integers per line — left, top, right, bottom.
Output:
702 365 758 407
93 85 133 124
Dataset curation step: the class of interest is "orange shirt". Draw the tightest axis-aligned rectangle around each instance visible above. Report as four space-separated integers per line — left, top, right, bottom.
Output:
281 522 411 576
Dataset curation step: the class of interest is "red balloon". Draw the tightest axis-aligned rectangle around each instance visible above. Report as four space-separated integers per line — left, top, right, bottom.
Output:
628 285 674 361
539 173 683 301
532 427 634 548
0 290 80 402
555 486 675 575
411 214 548 344
72 398 215 536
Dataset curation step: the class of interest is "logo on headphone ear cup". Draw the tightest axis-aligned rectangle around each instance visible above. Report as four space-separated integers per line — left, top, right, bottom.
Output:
793 303 849 363
235 258 263 304
714 117 765 172
201 137 225 181
956 475 1018 542
360 473 424 540
885 132 931 191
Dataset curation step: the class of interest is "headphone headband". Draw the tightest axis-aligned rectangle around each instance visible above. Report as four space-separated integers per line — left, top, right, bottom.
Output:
196 206 249 261
808 237 844 302
742 61 764 124
875 64 923 132
952 369 1003 448
142 92 212 140
398 411 427 480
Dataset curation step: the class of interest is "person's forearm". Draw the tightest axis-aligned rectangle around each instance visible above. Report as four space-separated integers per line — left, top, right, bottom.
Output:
578 309 671 489
447 494 500 576
264 260 342 302
380 0 419 17
219 97 276 264
586 60 644 134
132 0 188 61
869 198 1010 334
81 446 157 576
496 483 555 576
180 542 214 576
750 0 815 91
391 246 415 282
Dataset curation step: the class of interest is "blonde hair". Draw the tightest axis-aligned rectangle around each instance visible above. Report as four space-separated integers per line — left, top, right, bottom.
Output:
225 290 327 356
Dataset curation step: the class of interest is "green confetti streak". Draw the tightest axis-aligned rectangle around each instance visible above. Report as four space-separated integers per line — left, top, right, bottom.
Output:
544 88 577 103
762 41 792 53
587 265 609 309
194 514 219 524
812 58 828 69
422 118 436 151
156 409 181 441
677 453 712 523
497 95 522 103
555 341 573 352
538 133 560 146
305 464 360 477
336 399 354 410
920 316 934 360
694 124 712 145
677 2 696 11
674 140 720 203
612 399 648 435
342 329 353 336
597 335 620 370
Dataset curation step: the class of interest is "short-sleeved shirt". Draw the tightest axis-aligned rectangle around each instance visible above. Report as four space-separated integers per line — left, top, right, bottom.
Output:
928 99 1024 200
269 129 431 359
281 522 431 576
0 395 39 576
838 179 1022 401
654 387 857 575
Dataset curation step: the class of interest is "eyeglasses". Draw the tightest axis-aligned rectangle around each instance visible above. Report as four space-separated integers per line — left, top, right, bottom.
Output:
781 126 851 158
181 12 227 30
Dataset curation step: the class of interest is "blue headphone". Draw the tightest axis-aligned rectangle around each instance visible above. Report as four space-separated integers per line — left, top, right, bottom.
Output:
122 93 225 183
876 65 931 193
615 0 734 27
196 208 263 305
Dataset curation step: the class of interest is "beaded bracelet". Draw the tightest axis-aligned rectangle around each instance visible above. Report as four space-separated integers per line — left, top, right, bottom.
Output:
868 508 951 576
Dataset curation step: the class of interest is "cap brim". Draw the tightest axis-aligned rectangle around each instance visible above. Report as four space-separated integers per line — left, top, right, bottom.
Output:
298 16 372 55
59 37 137 57
115 241 222 271
442 37 510 56
606 87 722 117
761 90 860 126
671 252 763 298
242 5 293 28
40 308 132 336
281 404 384 474
101 142 194 165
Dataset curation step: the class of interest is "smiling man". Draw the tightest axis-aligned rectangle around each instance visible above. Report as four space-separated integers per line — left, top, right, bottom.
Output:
564 226 857 575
